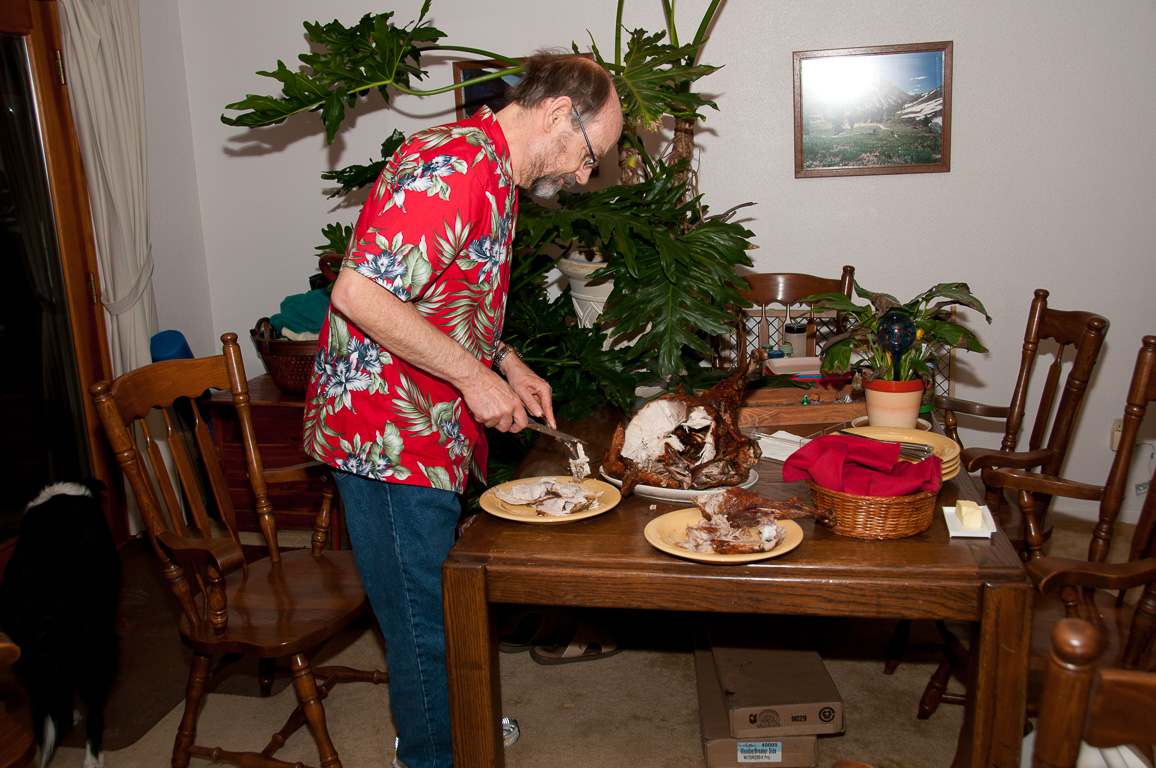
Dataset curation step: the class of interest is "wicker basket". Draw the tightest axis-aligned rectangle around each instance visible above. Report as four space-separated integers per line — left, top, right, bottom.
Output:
250 318 316 395
806 479 937 539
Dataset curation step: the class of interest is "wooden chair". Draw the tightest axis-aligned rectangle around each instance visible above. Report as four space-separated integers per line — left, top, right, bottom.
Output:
886 291 1110 684
715 265 855 368
917 335 1156 724
937 288 1109 553
1032 618 1156 768
89 332 384 768
0 632 34 768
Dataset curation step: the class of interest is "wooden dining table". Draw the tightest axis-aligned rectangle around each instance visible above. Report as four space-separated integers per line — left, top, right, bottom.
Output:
443 409 1031 768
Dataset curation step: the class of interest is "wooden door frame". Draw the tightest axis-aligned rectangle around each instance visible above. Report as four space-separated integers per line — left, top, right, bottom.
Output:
0 0 123 550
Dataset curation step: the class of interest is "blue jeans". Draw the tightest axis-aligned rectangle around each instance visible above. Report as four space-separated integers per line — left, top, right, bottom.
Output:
332 471 460 768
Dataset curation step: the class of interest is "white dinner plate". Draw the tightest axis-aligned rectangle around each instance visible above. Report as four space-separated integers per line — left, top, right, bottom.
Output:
480 476 620 524
599 467 758 504
643 508 804 564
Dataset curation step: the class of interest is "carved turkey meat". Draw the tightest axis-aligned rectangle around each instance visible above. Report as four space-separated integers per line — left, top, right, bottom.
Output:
602 355 761 496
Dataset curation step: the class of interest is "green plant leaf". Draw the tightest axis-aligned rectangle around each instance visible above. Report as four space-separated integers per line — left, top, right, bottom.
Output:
809 280 991 379
593 30 719 133
514 163 754 380
316 222 353 256
221 8 447 143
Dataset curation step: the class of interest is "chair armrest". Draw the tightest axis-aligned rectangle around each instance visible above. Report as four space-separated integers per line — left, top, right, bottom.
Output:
962 446 1055 473
1028 556 1156 593
157 530 246 575
264 460 330 485
980 467 1106 502
934 395 1010 420
0 631 19 667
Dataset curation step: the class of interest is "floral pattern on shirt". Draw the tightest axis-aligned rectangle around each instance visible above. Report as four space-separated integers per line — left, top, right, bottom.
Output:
303 107 516 493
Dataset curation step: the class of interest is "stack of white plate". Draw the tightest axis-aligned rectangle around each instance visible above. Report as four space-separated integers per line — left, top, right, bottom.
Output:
841 426 962 481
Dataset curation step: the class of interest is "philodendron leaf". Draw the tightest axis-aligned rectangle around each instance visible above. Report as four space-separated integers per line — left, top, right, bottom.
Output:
592 30 719 134
322 131 407 198
221 7 446 143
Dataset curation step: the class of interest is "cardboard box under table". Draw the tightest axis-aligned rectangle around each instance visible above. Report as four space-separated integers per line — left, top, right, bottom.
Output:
695 643 818 767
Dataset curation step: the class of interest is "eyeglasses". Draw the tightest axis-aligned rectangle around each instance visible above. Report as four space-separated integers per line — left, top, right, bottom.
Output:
572 106 598 171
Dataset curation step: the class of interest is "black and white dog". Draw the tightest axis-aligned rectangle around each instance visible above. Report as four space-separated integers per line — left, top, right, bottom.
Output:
0 480 121 768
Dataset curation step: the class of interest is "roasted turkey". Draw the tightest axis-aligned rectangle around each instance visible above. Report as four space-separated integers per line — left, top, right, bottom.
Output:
678 486 815 555
602 355 762 496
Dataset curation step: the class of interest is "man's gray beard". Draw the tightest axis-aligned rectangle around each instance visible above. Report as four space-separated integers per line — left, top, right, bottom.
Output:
528 172 576 199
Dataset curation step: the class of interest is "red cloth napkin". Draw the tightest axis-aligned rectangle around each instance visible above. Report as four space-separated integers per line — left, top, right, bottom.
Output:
782 434 942 496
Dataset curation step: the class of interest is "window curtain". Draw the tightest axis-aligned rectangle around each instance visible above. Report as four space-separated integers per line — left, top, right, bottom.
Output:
57 0 156 377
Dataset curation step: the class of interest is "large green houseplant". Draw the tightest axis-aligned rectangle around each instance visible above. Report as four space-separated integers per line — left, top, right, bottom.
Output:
220 0 755 420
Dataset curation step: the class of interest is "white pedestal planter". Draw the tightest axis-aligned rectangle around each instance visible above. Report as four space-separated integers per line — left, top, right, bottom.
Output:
556 250 614 329
558 250 664 400
557 250 648 352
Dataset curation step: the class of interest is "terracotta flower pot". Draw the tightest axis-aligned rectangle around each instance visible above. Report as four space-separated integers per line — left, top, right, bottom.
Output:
863 378 925 429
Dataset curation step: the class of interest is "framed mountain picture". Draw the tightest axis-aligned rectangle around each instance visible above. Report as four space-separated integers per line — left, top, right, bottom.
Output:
793 41 953 178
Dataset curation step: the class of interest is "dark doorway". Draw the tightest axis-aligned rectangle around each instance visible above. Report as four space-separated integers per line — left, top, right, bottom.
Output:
0 31 89 544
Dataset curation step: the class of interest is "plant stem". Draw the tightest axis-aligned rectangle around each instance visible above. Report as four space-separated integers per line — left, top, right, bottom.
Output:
662 0 678 47
521 356 579 368
690 0 724 61
428 44 523 66
615 0 625 66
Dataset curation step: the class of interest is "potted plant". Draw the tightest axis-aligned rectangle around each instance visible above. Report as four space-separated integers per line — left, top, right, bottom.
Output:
511 7 757 406
221 1 753 413
804 281 991 428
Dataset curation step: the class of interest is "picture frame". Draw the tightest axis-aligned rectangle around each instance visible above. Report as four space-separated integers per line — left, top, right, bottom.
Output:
793 41 952 178
452 58 523 121
452 52 594 121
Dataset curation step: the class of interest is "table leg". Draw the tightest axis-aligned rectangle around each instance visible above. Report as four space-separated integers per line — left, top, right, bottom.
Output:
959 580 1031 768
443 562 503 768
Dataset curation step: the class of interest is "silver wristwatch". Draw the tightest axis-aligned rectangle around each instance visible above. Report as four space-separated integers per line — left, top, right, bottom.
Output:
491 344 522 375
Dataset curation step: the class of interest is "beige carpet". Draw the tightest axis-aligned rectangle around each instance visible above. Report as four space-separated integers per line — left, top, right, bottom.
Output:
35 515 1131 768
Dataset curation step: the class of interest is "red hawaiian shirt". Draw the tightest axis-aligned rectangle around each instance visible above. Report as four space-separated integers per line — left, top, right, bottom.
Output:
302 107 516 493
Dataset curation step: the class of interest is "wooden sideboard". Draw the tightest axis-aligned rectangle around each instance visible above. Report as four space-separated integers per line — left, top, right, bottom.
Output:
740 377 866 425
207 374 332 535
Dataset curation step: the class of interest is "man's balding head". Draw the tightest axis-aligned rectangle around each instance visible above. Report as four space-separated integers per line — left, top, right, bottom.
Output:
506 51 615 121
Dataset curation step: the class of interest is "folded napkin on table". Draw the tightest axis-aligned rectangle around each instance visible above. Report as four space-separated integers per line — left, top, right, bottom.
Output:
756 431 812 462
782 434 942 497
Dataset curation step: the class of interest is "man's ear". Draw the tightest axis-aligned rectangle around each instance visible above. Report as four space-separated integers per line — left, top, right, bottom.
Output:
540 96 574 135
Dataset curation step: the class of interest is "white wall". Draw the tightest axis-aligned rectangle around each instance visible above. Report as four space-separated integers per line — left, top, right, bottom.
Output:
142 0 1156 521
138 0 213 355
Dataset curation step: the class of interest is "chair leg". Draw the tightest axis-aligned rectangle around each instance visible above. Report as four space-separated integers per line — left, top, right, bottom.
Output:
263 665 388 759
918 656 954 719
172 652 212 768
883 619 912 674
259 657 276 697
288 652 341 768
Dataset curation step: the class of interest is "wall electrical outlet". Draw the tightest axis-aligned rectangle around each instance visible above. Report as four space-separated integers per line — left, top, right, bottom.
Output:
1138 480 1151 496
1111 418 1123 451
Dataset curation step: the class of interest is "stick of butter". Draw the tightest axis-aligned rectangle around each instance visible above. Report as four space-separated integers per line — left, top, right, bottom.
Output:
955 500 983 529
